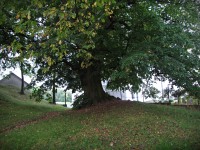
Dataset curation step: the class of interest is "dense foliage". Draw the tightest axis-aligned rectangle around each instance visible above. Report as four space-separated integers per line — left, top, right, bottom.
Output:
0 0 200 108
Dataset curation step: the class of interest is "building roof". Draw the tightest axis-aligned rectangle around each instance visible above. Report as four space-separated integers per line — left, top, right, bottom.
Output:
0 72 29 87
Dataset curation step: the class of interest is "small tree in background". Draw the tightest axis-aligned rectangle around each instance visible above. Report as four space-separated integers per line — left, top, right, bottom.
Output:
56 89 72 102
172 88 186 104
143 86 160 100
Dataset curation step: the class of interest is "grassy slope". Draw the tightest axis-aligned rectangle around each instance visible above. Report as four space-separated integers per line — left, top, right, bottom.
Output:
0 85 200 150
0 85 65 130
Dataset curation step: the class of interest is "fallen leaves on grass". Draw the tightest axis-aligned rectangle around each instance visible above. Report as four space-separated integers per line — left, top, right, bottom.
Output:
0 112 61 133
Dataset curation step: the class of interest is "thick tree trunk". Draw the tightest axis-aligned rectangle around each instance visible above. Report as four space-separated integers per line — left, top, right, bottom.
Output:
79 66 111 106
20 62 25 95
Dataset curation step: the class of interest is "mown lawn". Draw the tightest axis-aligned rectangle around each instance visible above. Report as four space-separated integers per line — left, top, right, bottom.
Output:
0 85 66 130
0 85 200 150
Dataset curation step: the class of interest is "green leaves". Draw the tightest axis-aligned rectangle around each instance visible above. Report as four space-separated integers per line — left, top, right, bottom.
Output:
11 40 23 51
1 0 200 102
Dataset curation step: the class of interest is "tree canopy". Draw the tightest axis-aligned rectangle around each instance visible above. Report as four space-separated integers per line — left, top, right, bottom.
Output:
1 0 200 108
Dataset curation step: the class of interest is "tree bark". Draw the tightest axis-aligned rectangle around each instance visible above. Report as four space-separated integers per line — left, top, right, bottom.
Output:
20 62 25 95
79 66 111 106
178 96 180 105
52 72 56 104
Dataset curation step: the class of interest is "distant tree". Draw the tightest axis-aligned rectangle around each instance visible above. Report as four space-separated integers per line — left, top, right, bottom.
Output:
30 87 45 102
52 71 56 104
31 61 69 104
143 86 160 100
163 84 174 99
19 62 25 94
18 59 31 95
56 89 65 102
56 89 72 102
141 79 160 100
172 88 186 104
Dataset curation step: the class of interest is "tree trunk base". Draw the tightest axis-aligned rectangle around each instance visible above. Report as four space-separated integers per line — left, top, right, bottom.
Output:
72 93 116 109
73 65 117 109
19 91 25 95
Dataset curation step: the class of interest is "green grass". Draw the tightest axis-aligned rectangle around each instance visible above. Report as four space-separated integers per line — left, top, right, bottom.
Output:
0 85 200 150
0 85 66 130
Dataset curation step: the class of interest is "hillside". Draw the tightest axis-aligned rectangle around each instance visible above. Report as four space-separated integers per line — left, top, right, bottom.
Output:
0 85 200 150
0 85 66 130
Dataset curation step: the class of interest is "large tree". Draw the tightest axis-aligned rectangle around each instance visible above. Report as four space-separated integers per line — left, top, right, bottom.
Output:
1 0 200 108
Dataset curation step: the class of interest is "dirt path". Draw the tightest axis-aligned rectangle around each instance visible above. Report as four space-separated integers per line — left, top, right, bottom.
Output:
0 111 61 134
